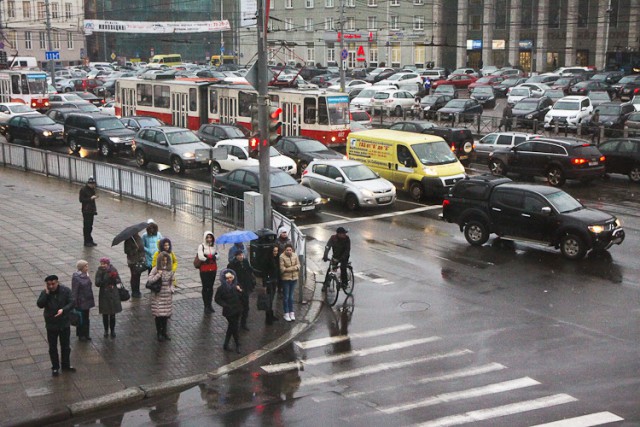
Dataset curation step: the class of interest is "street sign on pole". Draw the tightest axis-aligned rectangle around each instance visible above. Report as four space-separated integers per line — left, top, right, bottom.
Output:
341 48 348 60
45 51 60 61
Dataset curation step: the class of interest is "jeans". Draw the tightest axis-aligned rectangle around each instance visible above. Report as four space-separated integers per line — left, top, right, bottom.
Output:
76 309 90 338
47 327 71 370
282 280 296 314
82 212 95 244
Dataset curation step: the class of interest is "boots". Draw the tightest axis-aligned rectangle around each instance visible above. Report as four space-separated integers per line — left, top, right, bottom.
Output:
265 310 278 325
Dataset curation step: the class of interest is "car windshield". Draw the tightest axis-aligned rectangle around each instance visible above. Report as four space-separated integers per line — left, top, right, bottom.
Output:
597 105 621 115
412 141 457 165
554 78 573 85
78 104 99 112
475 77 492 84
355 89 376 99
296 138 328 152
547 190 583 213
137 117 163 127
421 95 440 103
553 101 580 110
96 118 126 130
65 94 83 101
27 116 56 126
10 105 33 113
167 130 201 145
270 171 298 188
514 99 539 109
444 99 467 108
342 164 378 181
510 88 530 96
351 111 369 121
544 89 564 97
501 78 521 85
618 76 640 84
589 92 610 100
590 74 609 81
472 87 493 95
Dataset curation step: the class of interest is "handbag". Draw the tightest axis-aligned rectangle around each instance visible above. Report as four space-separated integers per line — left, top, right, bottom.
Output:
118 284 131 302
69 308 81 327
132 260 147 274
256 292 269 311
145 276 162 293
193 244 203 269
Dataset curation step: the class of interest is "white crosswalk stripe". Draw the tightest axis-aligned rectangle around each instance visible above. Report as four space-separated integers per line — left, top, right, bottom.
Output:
294 323 416 350
529 411 624 427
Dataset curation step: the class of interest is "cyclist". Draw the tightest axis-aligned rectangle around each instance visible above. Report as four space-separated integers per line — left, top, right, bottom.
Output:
322 227 351 291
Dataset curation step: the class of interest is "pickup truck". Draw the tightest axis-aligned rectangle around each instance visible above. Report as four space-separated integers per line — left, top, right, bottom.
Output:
440 175 625 260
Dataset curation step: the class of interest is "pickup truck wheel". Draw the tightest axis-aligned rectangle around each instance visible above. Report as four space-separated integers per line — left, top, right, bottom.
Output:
464 221 489 246
345 194 359 211
560 233 586 260
628 165 640 183
488 159 506 176
409 182 424 201
135 150 147 168
211 162 222 176
99 142 111 157
546 166 566 186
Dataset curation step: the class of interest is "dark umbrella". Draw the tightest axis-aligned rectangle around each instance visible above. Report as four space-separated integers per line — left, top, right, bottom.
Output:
111 221 148 246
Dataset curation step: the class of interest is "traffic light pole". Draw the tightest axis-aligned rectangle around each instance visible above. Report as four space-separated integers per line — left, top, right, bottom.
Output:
257 0 272 228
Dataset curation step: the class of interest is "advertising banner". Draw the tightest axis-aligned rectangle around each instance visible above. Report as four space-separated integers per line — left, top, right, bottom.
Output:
83 20 231 34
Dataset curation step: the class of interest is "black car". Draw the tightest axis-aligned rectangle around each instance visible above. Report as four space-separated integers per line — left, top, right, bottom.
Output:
94 79 116 97
212 166 322 217
469 86 496 108
438 98 483 122
5 113 64 147
72 91 105 107
493 77 527 97
65 112 136 156
590 71 625 85
309 74 336 88
274 136 344 174
594 102 635 134
569 80 615 97
120 116 165 132
364 69 396 84
597 138 640 182
542 89 566 103
419 94 452 119
196 123 250 146
612 74 640 100
511 96 554 128
45 107 83 125
488 137 606 186
432 85 459 99
588 90 612 108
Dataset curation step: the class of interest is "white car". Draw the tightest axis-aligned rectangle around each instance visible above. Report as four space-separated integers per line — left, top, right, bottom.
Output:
350 86 396 111
210 139 297 176
0 103 37 124
370 89 416 116
374 72 423 94
507 86 533 105
544 95 594 129
517 82 551 97
631 95 640 112
54 78 76 92
99 100 116 116
327 79 371 92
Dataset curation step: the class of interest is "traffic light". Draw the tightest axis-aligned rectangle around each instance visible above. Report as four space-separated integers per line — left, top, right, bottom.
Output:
268 105 282 146
249 104 260 158
248 136 259 159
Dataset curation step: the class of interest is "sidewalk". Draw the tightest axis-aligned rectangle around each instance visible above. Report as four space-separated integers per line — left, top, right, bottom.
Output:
0 167 319 427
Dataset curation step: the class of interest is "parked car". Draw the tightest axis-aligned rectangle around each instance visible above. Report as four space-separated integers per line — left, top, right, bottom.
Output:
612 74 640 100
511 97 554 128
45 107 81 125
364 68 396 83
432 85 459 99
597 138 640 182
450 68 479 78
54 78 76 93
631 95 640 111
493 67 525 78
488 136 605 186
120 116 165 132
419 94 452 119
625 111 640 135
588 90 612 108
4 113 63 147
590 71 624 85
94 79 116 97
526 74 560 85
327 79 371 93
493 77 528 97
196 123 250 146
569 80 614 97
349 86 395 111
370 89 416 116
210 139 296 176
593 102 635 133
375 72 423 94
72 91 105 107
349 109 372 127
507 86 533 105
517 82 551 97
0 103 37 132
133 126 211 173
301 159 396 210
47 93 87 109
469 86 497 108
474 132 536 163
65 112 136 156
542 89 567 104
544 96 594 129
438 98 483 122
99 100 116 115
213 166 322 216
60 102 100 113
274 136 345 174
431 74 478 90
419 69 447 82
549 76 583 94
467 75 505 90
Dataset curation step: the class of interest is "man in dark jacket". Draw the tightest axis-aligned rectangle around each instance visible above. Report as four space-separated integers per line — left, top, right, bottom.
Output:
322 226 351 290
36 275 76 376
227 250 256 331
79 176 98 247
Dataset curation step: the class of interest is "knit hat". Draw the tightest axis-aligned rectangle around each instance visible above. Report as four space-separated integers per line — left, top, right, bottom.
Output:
87 176 96 184
99 257 111 264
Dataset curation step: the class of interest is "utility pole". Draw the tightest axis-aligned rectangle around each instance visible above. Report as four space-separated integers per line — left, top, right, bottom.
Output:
338 0 345 92
44 0 55 81
602 0 612 70
256 0 272 228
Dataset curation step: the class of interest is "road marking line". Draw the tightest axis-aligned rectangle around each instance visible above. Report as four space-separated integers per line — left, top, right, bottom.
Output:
529 411 624 427
298 205 441 230
380 377 540 414
301 349 473 386
294 324 416 350
344 363 507 398
414 394 578 427
262 336 441 373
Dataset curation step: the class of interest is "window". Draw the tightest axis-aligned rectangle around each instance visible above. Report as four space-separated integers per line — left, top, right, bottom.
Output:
548 0 560 28
390 0 399 5
414 45 425 66
53 32 60 49
369 45 378 64
285 0 292 8
496 135 513 145
495 0 507 29
413 16 424 30
209 90 218 114
37 1 45 19
493 189 524 209
305 0 313 8
307 45 315 62
367 0 376 6
305 18 313 31
8 31 17 49
391 15 399 30
39 32 46 49
327 47 335 62
367 16 377 30
325 0 333 6
577 0 588 27
65 2 72 19
391 42 401 66
413 0 423 4
285 18 293 31
51 2 58 18
521 0 533 28
137 83 153 106
470 14 481 31
25 31 32 50
154 85 170 108
325 17 334 30
610 0 619 28
524 194 547 213
346 0 354 6
347 17 355 31
22 1 31 19
7 1 15 18
67 31 73 49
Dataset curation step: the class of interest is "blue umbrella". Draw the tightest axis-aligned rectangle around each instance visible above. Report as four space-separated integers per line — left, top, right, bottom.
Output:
216 230 259 245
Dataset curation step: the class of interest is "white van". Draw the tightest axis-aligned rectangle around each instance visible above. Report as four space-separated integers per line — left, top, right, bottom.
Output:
9 56 38 69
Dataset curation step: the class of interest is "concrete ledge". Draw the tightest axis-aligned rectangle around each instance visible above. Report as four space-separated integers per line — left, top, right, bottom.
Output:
67 387 146 417
140 374 209 398
7 407 71 427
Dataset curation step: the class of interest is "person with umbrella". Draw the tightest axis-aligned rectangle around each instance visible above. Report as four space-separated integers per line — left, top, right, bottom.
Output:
94 257 122 338
227 242 248 264
112 221 149 298
142 219 163 273
196 231 219 314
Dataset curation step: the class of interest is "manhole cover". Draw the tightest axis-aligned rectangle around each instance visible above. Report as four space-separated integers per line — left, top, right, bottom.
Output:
399 301 430 312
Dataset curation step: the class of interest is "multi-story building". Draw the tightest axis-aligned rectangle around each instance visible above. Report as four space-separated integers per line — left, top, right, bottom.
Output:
0 0 86 67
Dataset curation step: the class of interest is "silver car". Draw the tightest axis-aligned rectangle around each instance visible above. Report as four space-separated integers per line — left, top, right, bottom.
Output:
474 132 536 164
301 159 396 210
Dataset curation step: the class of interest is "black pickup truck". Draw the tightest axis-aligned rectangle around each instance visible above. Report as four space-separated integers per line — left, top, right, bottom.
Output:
440 175 625 259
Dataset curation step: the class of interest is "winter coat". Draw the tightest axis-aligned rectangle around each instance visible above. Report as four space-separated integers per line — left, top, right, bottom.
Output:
79 185 97 214
263 253 280 286
276 236 292 255
152 238 178 273
279 252 300 281
95 265 123 315
227 243 248 263
214 268 243 318
227 258 255 293
148 266 174 317
198 231 219 273
142 231 163 268
323 235 351 261
71 271 95 310
37 284 75 330
124 234 146 266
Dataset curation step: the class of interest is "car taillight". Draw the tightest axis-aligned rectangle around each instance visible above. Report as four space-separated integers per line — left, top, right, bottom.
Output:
302 169 309 176
442 199 450 208
635 88 640 94
571 158 588 165
450 145 456 152
600 155 605 162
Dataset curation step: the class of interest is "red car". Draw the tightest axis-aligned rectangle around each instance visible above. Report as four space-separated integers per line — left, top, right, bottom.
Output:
467 75 505 90
431 74 478 90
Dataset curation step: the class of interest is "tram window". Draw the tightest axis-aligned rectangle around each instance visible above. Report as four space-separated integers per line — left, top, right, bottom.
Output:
11 76 21 94
137 83 152 106
304 97 316 124
209 90 218 114
318 97 329 125
238 91 255 117
189 88 197 111
21 76 29 94
154 85 170 108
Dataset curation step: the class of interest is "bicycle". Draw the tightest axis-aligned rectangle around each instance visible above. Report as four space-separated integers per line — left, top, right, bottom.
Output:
323 259 355 307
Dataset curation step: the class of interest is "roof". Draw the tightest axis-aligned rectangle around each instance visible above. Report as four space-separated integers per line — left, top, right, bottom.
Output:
308 159 365 167
215 139 249 146
348 129 445 144
559 95 590 101
500 182 565 196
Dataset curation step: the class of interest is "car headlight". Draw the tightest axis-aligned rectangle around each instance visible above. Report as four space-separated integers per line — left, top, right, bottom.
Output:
390 186 396 194
615 218 622 227
314 197 322 204
282 201 296 207
183 152 195 158
526 114 533 119
361 189 374 197
588 225 605 233
423 166 438 176
42 131 52 137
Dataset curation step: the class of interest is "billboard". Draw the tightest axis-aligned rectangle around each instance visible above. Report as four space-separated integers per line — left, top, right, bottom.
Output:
83 20 231 34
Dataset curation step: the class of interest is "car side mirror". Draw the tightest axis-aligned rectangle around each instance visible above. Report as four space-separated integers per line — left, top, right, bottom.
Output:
541 206 552 215
335 176 344 183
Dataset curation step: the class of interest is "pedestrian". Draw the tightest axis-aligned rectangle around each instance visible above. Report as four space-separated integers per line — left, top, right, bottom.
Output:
142 219 163 273
71 260 95 341
423 76 431 95
500 103 513 131
227 249 256 331
152 238 178 286
79 176 98 247
412 96 422 118
261 245 281 325
279 243 300 322
37 275 76 377
227 242 248 264
124 232 145 298
589 111 601 143
94 257 123 338
149 251 175 341
197 231 219 314
214 269 243 353
275 227 292 294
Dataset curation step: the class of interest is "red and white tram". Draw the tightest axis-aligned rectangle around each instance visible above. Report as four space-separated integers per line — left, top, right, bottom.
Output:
0 70 50 110
114 76 350 147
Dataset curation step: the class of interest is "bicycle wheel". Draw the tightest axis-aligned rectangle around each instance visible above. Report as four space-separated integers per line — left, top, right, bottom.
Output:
342 266 355 296
325 275 340 307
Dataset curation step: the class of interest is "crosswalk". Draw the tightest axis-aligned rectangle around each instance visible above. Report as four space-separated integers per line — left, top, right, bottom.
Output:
260 323 624 426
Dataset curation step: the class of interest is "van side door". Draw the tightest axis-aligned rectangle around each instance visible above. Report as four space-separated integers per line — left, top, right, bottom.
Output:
392 143 418 186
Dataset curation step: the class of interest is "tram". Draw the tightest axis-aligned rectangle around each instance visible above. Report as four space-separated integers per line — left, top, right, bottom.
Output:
0 70 50 110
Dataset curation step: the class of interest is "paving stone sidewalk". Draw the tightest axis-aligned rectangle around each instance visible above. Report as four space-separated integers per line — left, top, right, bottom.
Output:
0 167 315 427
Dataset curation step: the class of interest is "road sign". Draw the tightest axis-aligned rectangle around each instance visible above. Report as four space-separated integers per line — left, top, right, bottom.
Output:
341 48 348 60
45 51 60 61
111 52 116 60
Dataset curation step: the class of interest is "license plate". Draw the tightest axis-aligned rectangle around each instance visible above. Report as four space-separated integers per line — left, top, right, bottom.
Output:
301 205 315 211
378 196 391 202
459 155 469 160
589 161 598 166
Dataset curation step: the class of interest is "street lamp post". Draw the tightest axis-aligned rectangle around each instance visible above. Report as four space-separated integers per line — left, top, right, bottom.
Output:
602 0 612 70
